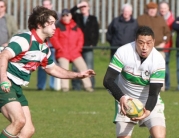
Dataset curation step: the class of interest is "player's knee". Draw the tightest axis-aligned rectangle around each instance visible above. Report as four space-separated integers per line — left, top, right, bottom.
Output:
27 125 35 137
20 125 35 138
13 117 26 130
152 132 166 138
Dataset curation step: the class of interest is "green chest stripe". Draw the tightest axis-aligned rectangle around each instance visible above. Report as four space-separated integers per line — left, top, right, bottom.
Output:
7 63 31 81
121 71 149 86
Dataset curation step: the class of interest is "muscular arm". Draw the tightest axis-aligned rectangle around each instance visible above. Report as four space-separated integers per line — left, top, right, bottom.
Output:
145 83 162 111
0 50 14 92
103 67 124 101
0 50 13 81
45 64 95 79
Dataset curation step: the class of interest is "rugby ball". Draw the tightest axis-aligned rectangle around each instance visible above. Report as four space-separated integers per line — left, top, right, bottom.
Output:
125 99 144 118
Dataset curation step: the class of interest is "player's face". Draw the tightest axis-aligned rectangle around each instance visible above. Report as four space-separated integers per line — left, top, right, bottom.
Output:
42 16 56 37
136 35 155 58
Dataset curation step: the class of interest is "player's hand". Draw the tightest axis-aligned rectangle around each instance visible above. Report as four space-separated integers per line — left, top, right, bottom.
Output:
77 69 96 79
131 108 150 121
0 79 11 93
119 95 132 115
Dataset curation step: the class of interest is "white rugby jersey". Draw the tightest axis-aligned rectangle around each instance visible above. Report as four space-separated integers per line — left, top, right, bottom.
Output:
5 29 54 86
109 41 165 105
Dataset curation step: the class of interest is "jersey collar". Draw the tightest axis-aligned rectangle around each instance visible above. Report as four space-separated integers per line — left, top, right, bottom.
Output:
31 29 43 44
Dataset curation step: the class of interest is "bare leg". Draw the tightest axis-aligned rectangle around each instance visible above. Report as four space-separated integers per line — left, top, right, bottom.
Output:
117 136 131 138
18 106 35 138
150 126 166 138
1 102 26 136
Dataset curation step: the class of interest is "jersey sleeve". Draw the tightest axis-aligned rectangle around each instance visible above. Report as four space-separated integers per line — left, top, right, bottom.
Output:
5 34 30 57
150 60 165 83
109 48 125 73
43 48 55 69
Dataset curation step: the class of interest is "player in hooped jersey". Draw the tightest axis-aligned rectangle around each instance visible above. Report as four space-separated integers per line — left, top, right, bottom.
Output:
0 6 95 138
103 26 166 138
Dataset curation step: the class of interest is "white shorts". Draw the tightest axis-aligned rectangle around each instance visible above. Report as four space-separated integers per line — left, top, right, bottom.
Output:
115 103 165 137
116 117 165 137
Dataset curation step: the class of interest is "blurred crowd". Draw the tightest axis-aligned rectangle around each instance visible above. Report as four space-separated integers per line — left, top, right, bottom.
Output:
1 0 179 92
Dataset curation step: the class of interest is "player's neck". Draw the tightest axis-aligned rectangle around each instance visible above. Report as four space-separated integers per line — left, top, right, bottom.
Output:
140 56 146 64
35 29 46 42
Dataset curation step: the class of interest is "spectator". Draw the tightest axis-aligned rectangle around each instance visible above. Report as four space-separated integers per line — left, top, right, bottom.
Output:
172 16 179 91
0 0 18 47
106 3 138 58
137 2 170 57
0 6 95 138
159 1 175 91
37 0 60 91
137 2 171 91
70 0 99 90
50 9 93 92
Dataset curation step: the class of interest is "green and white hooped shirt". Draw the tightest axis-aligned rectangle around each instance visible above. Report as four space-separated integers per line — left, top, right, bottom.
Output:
5 29 54 86
109 41 165 105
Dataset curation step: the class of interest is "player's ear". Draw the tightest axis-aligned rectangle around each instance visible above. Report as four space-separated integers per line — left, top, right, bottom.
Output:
153 39 155 45
37 23 43 29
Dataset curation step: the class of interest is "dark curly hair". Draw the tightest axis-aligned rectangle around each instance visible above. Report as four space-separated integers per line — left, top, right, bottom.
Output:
28 6 57 30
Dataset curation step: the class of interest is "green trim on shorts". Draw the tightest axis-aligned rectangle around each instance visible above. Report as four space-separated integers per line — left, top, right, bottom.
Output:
0 80 28 109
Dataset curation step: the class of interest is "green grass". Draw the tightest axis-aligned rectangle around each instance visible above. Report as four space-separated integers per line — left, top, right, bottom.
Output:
0 91 179 138
0 42 179 138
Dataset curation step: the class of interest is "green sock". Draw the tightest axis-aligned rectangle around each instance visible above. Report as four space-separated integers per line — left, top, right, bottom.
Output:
0 130 18 138
0 132 7 138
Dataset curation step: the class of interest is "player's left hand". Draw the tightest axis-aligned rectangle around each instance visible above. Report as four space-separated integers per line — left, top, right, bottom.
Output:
77 69 96 79
131 108 150 121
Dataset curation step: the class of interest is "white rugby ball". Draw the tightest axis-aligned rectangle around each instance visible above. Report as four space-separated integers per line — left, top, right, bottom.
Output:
125 99 144 118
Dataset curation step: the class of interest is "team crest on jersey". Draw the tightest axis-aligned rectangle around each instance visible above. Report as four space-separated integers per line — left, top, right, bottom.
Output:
145 71 149 76
141 70 150 80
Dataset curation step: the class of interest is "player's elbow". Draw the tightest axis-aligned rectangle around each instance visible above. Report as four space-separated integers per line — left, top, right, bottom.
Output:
103 77 108 88
103 76 113 89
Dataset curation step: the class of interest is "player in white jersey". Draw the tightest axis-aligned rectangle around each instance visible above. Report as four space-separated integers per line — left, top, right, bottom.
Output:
0 6 95 138
103 26 166 138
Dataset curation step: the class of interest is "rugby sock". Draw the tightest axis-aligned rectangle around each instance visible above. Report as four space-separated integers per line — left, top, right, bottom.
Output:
0 129 19 138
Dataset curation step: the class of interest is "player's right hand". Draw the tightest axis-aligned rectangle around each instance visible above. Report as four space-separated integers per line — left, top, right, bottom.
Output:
119 95 132 115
